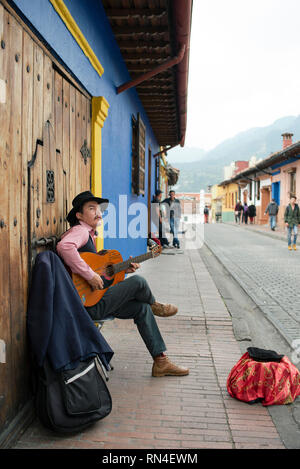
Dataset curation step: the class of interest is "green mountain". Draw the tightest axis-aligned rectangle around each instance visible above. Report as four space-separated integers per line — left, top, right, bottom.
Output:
167 115 300 192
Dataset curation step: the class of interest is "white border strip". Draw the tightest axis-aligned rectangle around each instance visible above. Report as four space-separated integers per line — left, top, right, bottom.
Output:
65 361 95 384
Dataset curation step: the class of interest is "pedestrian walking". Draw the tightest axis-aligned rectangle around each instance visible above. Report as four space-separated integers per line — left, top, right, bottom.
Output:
204 205 209 223
243 203 249 224
284 195 300 251
162 190 182 249
265 198 278 231
234 201 243 224
248 201 256 224
150 189 169 248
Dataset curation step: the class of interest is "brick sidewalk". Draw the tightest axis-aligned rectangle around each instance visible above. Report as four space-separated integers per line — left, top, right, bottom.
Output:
14 247 285 449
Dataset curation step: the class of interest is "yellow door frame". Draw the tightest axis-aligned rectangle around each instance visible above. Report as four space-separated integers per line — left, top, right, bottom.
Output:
91 97 109 251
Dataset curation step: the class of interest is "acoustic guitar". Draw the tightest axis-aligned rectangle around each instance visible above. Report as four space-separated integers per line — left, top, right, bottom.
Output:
72 241 161 307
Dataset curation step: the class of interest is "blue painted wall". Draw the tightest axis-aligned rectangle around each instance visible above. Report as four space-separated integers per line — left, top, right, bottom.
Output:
12 0 160 259
272 182 280 206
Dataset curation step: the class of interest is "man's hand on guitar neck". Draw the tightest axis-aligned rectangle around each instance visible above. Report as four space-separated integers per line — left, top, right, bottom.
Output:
126 256 140 274
88 273 104 291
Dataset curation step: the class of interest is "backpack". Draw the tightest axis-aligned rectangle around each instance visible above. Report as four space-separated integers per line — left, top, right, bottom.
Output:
34 356 112 433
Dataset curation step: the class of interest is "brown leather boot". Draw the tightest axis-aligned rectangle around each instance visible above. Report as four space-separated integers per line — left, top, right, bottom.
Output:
152 355 189 377
151 302 178 317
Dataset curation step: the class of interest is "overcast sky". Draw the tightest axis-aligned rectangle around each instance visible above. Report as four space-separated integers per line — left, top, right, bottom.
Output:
183 0 300 152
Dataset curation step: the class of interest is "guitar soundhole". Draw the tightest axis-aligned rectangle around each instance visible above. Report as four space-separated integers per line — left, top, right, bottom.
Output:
100 276 114 289
100 264 114 289
105 264 114 278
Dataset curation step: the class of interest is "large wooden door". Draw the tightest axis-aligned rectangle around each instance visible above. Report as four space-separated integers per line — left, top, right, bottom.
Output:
260 187 271 224
0 3 91 443
28 68 92 266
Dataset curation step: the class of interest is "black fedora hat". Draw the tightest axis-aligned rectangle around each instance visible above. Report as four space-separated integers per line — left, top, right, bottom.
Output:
67 190 109 226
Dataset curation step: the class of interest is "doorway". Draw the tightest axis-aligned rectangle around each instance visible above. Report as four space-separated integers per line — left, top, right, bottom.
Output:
260 188 271 223
0 2 92 441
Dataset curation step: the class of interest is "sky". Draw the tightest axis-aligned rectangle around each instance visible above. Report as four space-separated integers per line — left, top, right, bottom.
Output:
179 0 300 154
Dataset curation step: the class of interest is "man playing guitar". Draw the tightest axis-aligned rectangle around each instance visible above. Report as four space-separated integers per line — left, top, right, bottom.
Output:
57 191 189 377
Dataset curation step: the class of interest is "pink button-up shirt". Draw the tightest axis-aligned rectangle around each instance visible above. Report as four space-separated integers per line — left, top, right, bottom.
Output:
56 221 97 281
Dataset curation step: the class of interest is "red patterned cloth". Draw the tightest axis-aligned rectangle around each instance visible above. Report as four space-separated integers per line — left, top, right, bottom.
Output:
150 237 161 246
227 352 300 406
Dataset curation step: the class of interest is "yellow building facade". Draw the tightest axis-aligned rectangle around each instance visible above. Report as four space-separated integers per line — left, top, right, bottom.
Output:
217 182 240 222
211 184 222 222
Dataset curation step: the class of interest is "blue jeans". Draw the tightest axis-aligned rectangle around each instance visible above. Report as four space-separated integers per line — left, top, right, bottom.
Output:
269 215 276 229
287 225 298 246
170 217 180 247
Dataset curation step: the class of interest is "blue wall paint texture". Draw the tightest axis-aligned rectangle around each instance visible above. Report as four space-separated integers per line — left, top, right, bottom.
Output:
12 0 160 259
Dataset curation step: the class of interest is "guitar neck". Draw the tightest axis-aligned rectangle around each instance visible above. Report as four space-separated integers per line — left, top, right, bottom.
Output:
113 252 153 274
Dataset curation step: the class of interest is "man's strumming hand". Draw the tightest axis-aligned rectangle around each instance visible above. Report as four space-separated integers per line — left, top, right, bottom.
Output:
88 273 104 290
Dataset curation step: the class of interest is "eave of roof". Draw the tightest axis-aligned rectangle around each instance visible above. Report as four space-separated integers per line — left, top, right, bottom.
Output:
218 140 300 186
102 0 192 149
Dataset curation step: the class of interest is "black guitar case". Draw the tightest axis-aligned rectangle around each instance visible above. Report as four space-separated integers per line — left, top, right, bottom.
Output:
35 356 112 434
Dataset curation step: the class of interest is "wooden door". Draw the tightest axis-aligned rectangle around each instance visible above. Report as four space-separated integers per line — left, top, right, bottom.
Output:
0 3 91 443
260 188 270 223
29 69 92 266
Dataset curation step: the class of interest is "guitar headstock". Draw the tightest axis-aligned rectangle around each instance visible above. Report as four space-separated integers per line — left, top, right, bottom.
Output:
148 240 162 257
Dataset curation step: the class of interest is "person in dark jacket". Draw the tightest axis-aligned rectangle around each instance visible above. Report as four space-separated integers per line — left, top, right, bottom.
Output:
234 201 243 224
284 196 300 250
242 203 249 224
150 189 169 248
204 205 209 223
265 198 279 231
162 190 182 248
248 201 256 224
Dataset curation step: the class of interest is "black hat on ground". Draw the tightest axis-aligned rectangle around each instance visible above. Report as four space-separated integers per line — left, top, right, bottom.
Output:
67 190 109 226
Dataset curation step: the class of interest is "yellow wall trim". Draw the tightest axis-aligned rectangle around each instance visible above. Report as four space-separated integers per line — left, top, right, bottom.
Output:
91 97 109 250
49 0 104 77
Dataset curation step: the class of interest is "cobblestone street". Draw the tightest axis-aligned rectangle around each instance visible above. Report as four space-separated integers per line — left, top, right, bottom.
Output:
203 223 300 348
